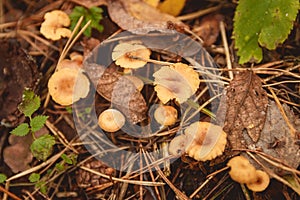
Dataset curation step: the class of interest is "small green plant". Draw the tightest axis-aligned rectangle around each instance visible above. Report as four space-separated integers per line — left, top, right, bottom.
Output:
0 173 7 183
69 6 104 37
233 0 299 64
10 89 55 161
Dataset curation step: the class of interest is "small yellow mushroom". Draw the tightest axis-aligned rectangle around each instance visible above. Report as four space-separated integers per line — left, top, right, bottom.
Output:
40 10 71 41
48 68 90 106
246 170 270 192
154 105 177 126
98 109 126 132
227 156 257 184
112 42 151 69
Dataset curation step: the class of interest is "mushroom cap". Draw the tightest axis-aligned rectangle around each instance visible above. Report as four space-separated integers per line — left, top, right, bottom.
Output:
153 63 200 103
169 134 188 156
227 156 257 184
184 122 227 161
40 10 71 41
246 170 270 192
98 109 126 132
154 105 177 126
48 68 90 106
112 42 151 69
124 75 144 91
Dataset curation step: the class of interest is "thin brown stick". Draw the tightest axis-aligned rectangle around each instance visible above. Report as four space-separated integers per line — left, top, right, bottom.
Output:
177 5 222 21
220 21 233 80
0 185 22 200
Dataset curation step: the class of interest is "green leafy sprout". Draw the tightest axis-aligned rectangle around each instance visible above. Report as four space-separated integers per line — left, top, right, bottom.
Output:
233 0 299 64
10 89 55 161
69 6 104 37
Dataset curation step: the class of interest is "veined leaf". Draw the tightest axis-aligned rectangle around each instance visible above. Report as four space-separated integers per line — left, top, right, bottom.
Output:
30 115 48 132
30 134 55 161
29 173 40 183
10 123 30 136
18 89 40 117
234 0 299 64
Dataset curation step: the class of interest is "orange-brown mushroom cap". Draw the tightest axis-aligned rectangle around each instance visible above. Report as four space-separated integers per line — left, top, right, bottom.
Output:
40 10 71 41
246 170 270 192
184 122 227 161
112 42 151 69
153 63 200 104
154 105 177 126
98 109 126 132
227 156 257 184
48 68 90 106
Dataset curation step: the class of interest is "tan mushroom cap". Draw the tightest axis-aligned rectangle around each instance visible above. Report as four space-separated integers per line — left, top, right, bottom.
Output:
184 122 227 161
246 170 270 192
40 10 71 41
48 68 90 106
98 109 126 132
227 156 257 184
112 42 151 69
154 105 177 126
124 75 144 91
169 134 188 156
153 63 200 104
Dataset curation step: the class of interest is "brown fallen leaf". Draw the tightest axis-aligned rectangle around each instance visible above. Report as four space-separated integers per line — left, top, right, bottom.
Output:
192 14 224 46
244 101 300 172
217 71 268 149
107 0 186 34
69 0 108 8
86 63 147 124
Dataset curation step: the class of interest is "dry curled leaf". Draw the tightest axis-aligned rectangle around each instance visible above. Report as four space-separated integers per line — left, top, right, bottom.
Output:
107 0 186 34
218 71 268 149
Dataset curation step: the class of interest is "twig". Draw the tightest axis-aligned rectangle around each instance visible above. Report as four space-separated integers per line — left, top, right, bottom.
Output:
0 185 21 200
177 5 222 21
189 176 213 199
220 21 233 80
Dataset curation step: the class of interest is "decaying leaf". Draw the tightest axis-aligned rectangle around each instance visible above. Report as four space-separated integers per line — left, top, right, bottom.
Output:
69 0 108 8
244 101 300 171
193 14 224 46
218 71 268 149
88 64 147 124
107 0 186 34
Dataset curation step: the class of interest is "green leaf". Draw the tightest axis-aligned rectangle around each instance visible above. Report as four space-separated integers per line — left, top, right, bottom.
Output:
69 6 104 37
30 115 48 132
55 163 65 172
11 123 30 136
0 173 7 183
30 134 55 161
29 173 40 183
61 153 73 165
18 89 40 117
35 181 47 194
233 0 299 64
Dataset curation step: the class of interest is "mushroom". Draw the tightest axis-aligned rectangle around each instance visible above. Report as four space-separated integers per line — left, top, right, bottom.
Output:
153 63 200 103
98 109 126 132
154 105 177 126
57 52 83 70
168 134 188 156
227 156 257 184
246 170 270 192
124 75 144 91
184 122 227 161
48 68 90 106
112 42 151 69
40 10 71 41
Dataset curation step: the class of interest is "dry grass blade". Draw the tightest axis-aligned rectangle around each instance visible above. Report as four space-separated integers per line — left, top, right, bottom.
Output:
80 166 165 187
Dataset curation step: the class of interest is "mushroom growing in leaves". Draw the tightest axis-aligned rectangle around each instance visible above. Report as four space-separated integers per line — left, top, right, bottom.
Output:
227 156 257 184
154 105 177 126
246 170 270 192
112 41 151 69
168 122 227 161
98 109 126 132
48 68 90 106
153 63 200 104
40 10 71 41
184 122 227 161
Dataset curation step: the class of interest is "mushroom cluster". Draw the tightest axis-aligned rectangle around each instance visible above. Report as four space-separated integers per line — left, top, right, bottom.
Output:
169 122 227 161
227 156 270 192
48 53 90 106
